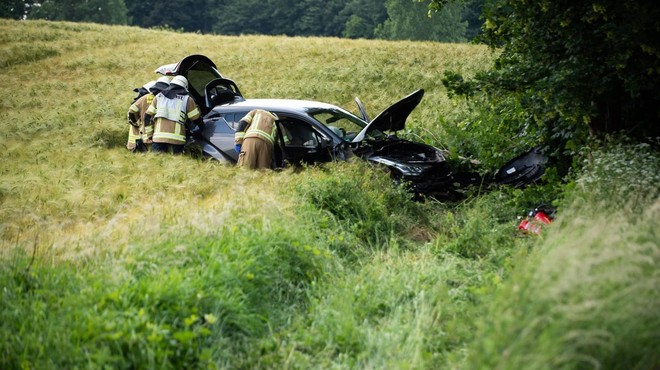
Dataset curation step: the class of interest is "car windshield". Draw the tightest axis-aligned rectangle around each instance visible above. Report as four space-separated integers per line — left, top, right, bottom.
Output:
309 109 386 141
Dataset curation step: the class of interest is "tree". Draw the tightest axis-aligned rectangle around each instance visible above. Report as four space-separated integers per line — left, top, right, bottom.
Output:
0 0 29 19
376 0 467 42
125 0 155 29
28 0 127 25
292 0 347 37
211 0 300 36
339 0 388 39
461 0 483 40
427 0 660 171
136 0 215 33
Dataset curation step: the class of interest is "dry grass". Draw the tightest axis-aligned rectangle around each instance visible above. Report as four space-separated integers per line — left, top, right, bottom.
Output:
0 19 493 262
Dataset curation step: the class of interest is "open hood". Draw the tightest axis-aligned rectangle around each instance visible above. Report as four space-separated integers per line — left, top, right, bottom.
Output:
352 89 424 142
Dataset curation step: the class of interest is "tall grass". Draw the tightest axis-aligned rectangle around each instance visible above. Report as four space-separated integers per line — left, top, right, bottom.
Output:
2 215 336 368
0 18 492 259
1 19 657 369
461 139 660 370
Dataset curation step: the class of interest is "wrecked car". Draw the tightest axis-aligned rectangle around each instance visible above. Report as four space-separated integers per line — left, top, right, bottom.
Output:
149 54 545 197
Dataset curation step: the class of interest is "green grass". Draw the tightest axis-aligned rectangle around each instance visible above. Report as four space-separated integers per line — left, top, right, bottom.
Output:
0 19 658 369
461 139 660 370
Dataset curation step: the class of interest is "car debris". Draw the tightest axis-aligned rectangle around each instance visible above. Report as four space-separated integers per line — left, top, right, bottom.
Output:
518 204 555 235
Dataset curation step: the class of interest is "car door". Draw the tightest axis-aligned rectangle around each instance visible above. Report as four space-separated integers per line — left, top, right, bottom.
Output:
275 117 334 166
191 115 239 162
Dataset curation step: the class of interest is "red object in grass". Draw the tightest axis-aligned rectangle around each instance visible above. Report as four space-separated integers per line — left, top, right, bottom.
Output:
518 211 552 235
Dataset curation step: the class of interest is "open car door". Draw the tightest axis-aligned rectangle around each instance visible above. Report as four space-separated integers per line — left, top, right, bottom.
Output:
204 78 243 108
274 118 335 167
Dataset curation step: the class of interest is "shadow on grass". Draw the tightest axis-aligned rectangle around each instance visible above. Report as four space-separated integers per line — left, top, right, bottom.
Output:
91 127 127 149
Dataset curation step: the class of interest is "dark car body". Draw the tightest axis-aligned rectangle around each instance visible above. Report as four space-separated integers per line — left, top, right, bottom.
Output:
154 55 542 196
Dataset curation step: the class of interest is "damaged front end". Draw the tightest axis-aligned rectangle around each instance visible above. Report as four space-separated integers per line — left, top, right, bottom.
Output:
360 138 454 196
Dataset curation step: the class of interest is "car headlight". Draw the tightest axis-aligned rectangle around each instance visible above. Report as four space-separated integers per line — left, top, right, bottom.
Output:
370 157 428 176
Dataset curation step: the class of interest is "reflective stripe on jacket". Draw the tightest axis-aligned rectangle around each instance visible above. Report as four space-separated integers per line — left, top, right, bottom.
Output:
147 94 201 145
127 93 156 149
241 109 278 146
234 130 245 144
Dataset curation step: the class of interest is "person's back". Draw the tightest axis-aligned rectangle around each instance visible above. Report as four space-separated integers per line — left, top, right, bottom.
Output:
126 80 154 152
145 75 202 154
236 109 279 169
127 76 170 152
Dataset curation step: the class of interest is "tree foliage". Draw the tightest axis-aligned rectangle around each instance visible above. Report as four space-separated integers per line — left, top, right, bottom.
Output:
7 0 482 42
339 0 388 39
28 0 127 24
428 0 660 173
207 0 478 41
375 0 467 42
0 0 28 19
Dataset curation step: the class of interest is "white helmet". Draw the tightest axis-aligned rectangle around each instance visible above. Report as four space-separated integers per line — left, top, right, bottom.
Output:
156 76 171 84
170 75 188 90
142 80 156 90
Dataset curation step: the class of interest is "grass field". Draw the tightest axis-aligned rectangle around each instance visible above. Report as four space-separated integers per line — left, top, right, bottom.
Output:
1 19 658 369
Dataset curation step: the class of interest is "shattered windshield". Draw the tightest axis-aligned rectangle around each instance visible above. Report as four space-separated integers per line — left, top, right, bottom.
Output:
310 109 385 142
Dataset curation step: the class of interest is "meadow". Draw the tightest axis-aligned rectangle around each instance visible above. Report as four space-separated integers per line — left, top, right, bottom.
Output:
1 19 658 369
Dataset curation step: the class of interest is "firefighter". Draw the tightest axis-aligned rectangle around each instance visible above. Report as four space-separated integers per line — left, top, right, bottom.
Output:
234 109 279 169
126 80 153 151
127 76 170 152
144 75 203 154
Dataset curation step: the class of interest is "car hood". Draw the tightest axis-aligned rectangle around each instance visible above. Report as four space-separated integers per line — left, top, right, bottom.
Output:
352 89 424 143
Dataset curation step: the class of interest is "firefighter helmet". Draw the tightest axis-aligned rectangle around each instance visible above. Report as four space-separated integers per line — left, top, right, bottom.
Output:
142 80 156 90
156 76 171 84
170 75 188 90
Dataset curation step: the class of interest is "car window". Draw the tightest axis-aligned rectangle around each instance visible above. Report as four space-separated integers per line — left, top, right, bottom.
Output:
220 112 249 131
309 109 384 141
220 113 235 128
212 117 234 132
186 62 220 100
279 118 322 147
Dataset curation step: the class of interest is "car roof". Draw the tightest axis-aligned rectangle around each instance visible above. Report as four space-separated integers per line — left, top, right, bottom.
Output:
212 98 354 116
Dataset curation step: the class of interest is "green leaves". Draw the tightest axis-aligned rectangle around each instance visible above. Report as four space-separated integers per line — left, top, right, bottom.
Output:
440 0 660 178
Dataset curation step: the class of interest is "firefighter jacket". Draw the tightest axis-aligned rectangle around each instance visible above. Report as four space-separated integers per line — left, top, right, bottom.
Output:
146 93 201 145
234 109 278 147
127 93 155 149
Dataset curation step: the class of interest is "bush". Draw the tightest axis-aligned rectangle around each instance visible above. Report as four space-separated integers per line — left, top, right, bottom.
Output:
570 136 660 210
